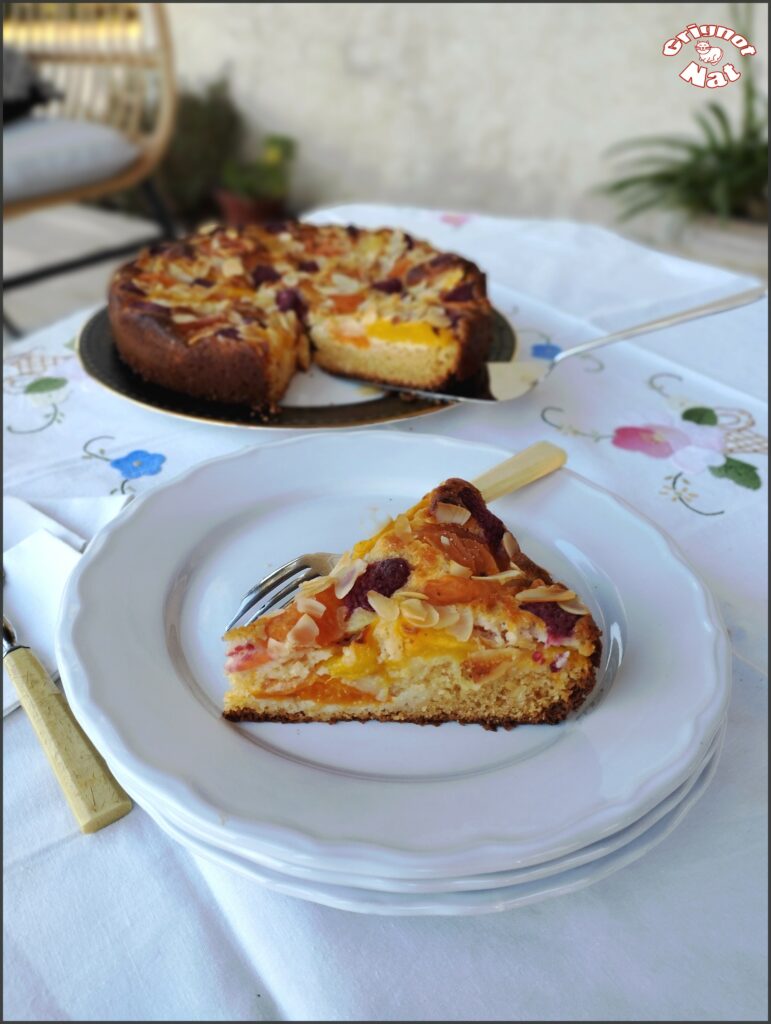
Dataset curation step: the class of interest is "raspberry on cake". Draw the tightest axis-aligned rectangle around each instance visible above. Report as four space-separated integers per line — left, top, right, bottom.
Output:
107 222 493 409
223 479 601 729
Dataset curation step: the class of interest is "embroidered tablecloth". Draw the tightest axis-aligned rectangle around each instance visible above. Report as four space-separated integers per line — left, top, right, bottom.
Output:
3 206 767 1021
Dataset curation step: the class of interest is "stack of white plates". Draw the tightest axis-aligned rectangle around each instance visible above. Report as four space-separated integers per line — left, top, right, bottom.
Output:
57 433 730 915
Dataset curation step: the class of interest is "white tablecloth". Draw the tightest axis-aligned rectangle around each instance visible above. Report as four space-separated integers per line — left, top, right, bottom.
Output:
3 206 767 1021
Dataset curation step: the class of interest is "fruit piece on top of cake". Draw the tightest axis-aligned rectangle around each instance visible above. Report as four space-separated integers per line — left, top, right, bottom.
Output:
223 478 601 729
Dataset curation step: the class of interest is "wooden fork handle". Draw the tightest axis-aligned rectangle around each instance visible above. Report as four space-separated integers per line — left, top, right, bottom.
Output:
471 442 567 503
4 646 132 833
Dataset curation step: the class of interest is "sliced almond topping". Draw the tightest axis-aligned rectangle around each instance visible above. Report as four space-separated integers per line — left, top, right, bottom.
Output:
400 598 440 627
446 605 473 642
295 594 327 617
471 567 525 583
266 637 286 657
392 514 412 539
168 264 194 283
333 559 368 599
172 313 198 324
198 222 218 234
502 531 520 559
222 257 245 277
348 608 376 631
367 591 400 622
433 605 461 629
448 561 473 577
394 590 428 601
298 575 333 597
557 598 590 616
329 553 353 578
515 585 577 603
226 228 238 239
440 535 450 547
286 613 320 647
434 502 471 525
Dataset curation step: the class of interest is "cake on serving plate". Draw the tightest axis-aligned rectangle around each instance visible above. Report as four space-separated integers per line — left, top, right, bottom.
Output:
223 478 601 729
108 222 493 408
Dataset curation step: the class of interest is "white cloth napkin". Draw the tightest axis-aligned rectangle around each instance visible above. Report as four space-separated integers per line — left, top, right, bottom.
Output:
2 496 127 715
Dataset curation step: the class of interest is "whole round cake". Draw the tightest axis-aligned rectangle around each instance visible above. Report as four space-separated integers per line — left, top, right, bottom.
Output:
107 222 493 408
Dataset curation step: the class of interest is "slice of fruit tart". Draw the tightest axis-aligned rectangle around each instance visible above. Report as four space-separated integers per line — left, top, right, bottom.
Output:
223 479 601 729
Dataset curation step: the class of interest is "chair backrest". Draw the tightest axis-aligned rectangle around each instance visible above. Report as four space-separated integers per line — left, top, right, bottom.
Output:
3 2 175 162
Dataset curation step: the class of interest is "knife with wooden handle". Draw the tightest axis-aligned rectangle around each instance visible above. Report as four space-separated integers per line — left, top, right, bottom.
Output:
3 614 132 833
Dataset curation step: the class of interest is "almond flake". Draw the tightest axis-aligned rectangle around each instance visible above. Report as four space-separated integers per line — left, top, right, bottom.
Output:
503 531 520 559
392 514 412 539
433 605 460 629
448 561 473 577
267 638 286 657
298 575 333 597
434 502 471 525
400 599 439 627
286 613 320 647
296 594 327 617
348 608 376 631
394 590 428 601
557 598 590 616
222 257 244 277
198 222 218 234
471 567 525 583
172 313 198 324
333 559 368 599
515 585 577 603
446 606 473 642
367 591 400 622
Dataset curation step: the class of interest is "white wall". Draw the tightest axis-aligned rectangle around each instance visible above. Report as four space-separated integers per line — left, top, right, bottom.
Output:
167 2 768 225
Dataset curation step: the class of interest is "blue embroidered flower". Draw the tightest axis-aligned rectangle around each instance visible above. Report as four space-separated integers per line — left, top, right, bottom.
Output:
110 449 166 480
531 341 562 360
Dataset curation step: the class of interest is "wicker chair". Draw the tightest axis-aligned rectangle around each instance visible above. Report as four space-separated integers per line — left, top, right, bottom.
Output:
3 2 176 327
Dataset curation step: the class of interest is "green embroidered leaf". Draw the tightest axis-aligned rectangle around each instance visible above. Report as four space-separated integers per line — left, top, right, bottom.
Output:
24 377 67 394
682 406 718 425
709 457 762 490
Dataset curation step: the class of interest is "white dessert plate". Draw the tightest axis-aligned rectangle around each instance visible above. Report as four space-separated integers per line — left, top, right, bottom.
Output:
112 718 722 894
57 432 730 879
120 723 725 915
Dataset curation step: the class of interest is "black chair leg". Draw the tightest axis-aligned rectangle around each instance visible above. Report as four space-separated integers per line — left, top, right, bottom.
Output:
3 308 23 339
140 178 177 239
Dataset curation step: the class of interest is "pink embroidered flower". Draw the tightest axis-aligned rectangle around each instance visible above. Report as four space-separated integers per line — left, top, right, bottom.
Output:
612 421 724 473
440 212 471 228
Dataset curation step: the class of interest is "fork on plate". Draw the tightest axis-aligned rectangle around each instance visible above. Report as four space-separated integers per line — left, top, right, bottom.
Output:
226 440 567 631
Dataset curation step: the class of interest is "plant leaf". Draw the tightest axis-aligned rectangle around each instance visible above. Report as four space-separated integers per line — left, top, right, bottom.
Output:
709 457 762 490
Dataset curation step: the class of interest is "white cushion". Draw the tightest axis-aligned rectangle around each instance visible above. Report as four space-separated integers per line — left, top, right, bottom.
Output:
3 117 139 204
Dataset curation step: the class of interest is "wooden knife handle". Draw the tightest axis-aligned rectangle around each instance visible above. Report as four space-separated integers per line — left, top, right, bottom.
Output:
4 647 132 833
472 441 567 503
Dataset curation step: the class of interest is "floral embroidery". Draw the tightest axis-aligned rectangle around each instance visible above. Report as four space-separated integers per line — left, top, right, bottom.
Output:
3 344 80 434
532 341 562 360
612 419 725 473
83 436 167 495
110 450 166 480
541 384 765 515
439 212 471 228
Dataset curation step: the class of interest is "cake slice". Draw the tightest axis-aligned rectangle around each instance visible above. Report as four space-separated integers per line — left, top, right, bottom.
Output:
223 479 601 729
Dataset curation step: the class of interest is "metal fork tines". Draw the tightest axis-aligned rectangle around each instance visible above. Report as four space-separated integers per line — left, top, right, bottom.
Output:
225 552 340 632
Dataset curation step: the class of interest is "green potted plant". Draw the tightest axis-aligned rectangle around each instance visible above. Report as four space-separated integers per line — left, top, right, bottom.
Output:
215 135 296 226
600 11 767 275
